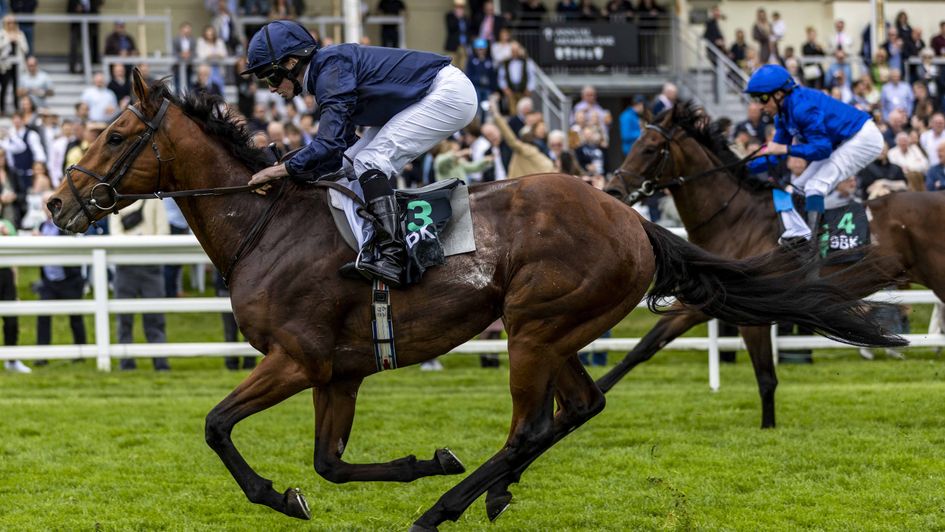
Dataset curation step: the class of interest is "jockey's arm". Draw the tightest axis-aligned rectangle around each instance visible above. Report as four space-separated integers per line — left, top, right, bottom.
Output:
783 103 832 161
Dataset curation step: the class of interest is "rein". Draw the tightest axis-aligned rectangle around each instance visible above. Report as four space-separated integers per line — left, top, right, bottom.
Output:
614 122 764 206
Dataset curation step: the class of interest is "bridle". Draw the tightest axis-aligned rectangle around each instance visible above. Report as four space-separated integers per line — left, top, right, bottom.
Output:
613 122 764 206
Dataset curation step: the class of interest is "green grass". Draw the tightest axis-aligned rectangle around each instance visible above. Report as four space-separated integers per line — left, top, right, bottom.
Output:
2 268 945 530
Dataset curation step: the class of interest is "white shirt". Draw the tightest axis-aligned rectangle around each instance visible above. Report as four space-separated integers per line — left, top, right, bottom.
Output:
48 135 73 187
20 69 53 106
81 86 118 121
0 133 26 170
919 129 945 166
888 145 929 175
14 126 46 163
468 135 492 182
831 31 853 53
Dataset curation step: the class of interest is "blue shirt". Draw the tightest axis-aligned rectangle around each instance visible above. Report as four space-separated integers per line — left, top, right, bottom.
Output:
40 221 66 282
927 164 945 191
285 44 451 176
772 87 870 162
619 106 641 155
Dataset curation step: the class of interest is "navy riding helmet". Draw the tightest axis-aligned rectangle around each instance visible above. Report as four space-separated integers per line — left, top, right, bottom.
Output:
242 20 318 95
744 64 796 102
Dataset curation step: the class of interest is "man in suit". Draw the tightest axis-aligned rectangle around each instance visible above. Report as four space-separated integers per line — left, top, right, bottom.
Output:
67 0 103 74
473 0 505 44
444 0 473 70
173 22 198 92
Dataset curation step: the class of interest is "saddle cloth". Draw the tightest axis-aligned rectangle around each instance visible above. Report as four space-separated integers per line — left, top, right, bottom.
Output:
328 178 477 257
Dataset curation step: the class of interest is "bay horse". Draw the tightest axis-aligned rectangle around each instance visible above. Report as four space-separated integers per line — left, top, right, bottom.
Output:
603 102 940 429
47 71 903 530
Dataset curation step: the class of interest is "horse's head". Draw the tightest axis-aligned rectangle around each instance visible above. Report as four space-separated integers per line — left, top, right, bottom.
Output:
48 68 176 233
604 104 710 205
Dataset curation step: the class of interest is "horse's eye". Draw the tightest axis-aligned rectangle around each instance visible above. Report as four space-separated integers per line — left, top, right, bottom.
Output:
108 134 123 146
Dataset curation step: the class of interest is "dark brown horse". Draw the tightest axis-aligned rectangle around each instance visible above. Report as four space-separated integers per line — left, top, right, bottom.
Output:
603 102 941 429
47 73 903 530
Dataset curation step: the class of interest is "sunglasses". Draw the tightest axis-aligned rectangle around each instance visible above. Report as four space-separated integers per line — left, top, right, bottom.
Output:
750 93 771 104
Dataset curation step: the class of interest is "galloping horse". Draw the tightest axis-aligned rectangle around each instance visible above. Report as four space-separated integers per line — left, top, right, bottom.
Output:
603 102 941 429
47 72 903 529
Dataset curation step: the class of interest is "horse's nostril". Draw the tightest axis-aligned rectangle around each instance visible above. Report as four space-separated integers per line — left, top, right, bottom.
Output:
47 197 62 215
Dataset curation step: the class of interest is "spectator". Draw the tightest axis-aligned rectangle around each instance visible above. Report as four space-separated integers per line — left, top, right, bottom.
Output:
67 0 103 74
497 41 535 114
377 0 406 48
467 38 498 118
826 49 853 90
704 6 725 52
490 94 555 178
800 26 826 87
881 108 907 147
733 102 768 145
619 95 644 155
830 18 853 53
916 49 941 100
17 56 52 109
857 143 906 199
849 77 873 111
751 9 771 64
444 0 472 71
80 73 117 122
883 27 905 76
107 63 132 107
508 96 532 136
0 207 24 373
47 119 73 188
473 0 504 44
556 0 580 19
9 0 35 53
491 27 513 65
0 15 27 116
173 22 197 91
234 56 256 119
34 192 87 366
104 21 138 57
433 138 493 181
651 82 677 116
888 131 929 190
547 129 568 167
65 121 106 169
871 48 891 87
926 143 945 190
575 127 606 175
211 0 240 55
576 0 602 21
913 81 936 125
571 85 611 143
268 0 299 19
110 198 171 372
516 0 548 32
604 0 634 19
18 160 48 230
196 25 228 87
921 113 945 166
770 12 786 61
894 11 912 51
932 21 945 57
266 121 289 152
191 63 224 97
471 122 510 181
729 29 748 68
162 198 190 298
880 69 914 121
8 111 44 193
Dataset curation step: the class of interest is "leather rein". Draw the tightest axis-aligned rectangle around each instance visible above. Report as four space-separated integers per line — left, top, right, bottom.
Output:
62 97 366 285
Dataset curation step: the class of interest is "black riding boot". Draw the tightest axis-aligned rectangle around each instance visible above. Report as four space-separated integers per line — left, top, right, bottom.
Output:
806 210 822 236
338 170 405 287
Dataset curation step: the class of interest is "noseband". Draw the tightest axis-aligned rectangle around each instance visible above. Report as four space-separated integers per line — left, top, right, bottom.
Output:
65 98 173 230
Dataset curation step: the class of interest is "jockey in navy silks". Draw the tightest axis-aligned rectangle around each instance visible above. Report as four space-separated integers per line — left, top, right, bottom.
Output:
744 64 884 244
242 21 477 287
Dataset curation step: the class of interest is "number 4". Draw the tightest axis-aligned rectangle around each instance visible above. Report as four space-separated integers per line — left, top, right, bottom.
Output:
837 212 855 235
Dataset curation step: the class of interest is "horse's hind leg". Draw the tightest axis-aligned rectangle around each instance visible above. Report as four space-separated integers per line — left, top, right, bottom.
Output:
412 342 604 530
596 308 709 393
205 347 314 519
740 325 779 429
484 355 605 521
312 377 465 483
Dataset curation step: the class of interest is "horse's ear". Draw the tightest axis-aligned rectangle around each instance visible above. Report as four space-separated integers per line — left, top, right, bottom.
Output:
131 67 152 112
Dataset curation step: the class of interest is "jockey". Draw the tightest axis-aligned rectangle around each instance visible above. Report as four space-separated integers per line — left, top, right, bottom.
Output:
242 21 478 287
744 64 884 244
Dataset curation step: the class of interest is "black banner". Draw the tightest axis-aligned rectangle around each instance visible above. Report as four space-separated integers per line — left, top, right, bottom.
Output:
537 23 639 66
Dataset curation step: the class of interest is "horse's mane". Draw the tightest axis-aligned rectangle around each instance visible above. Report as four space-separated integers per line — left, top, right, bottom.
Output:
657 100 773 193
147 81 272 172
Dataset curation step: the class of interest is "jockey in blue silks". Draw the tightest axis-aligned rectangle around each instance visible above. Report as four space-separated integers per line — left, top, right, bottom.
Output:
744 64 884 244
242 21 477 287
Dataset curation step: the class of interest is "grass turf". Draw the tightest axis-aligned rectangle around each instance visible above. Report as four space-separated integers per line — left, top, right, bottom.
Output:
1 267 944 530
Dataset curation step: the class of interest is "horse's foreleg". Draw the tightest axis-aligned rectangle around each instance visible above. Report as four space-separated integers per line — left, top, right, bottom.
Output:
484 355 605 521
740 325 779 429
596 309 709 393
410 340 573 531
312 378 465 483
205 347 314 519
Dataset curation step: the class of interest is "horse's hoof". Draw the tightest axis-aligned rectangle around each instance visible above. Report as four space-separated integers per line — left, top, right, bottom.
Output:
434 448 465 475
486 490 512 522
409 523 438 532
283 487 311 520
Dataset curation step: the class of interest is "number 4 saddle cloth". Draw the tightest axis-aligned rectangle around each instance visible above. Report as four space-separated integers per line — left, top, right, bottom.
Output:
820 201 871 265
328 178 477 285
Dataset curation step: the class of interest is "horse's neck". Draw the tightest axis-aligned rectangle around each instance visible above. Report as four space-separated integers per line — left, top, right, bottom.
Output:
671 145 773 247
166 128 290 274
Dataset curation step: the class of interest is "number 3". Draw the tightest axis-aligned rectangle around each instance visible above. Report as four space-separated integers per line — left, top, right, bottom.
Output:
407 200 433 232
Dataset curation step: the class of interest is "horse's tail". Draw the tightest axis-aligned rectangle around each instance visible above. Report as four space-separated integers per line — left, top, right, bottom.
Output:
640 219 906 348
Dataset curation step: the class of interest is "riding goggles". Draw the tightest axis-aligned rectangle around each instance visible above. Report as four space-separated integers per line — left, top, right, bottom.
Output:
749 93 772 104
262 68 289 88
